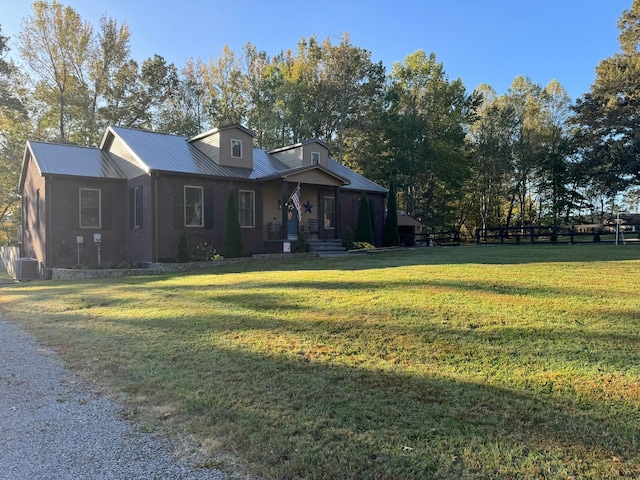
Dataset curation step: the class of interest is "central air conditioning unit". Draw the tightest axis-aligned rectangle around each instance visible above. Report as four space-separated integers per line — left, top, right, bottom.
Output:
13 257 38 281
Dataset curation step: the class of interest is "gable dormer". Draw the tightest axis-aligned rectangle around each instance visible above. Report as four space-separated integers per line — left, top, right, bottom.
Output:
189 124 255 169
269 139 330 169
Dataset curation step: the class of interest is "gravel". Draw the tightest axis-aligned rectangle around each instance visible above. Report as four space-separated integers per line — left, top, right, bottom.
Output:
0 318 229 480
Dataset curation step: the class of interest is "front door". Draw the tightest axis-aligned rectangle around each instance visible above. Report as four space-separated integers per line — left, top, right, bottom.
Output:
287 209 298 240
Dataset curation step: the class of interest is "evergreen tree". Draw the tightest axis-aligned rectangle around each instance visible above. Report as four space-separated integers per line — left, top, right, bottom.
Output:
223 190 243 258
356 192 374 244
383 179 400 246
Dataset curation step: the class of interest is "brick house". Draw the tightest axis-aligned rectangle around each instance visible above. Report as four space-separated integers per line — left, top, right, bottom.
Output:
18 124 387 271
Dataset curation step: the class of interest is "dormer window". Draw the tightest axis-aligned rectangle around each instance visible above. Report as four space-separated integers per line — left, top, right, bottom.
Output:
231 139 242 158
311 151 320 165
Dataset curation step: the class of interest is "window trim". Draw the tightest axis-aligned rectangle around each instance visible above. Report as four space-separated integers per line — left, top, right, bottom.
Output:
311 151 320 165
184 185 204 227
79 188 101 229
238 189 255 228
133 186 143 229
323 196 335 229
231 139 242 158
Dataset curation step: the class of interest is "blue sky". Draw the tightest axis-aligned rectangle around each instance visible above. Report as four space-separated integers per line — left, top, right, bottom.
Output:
1 0 629 100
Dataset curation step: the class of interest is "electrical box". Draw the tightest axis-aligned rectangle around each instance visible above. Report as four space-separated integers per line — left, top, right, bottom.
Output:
93 233 101 243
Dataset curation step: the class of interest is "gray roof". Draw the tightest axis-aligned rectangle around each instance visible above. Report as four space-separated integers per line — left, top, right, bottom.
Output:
27 142 126 179
25 126 387 194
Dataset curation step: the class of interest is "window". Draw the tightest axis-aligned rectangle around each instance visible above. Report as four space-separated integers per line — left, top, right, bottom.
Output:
133 186 143 228
231 139 242 158
238 190 255 228
36 190 40 228
80 188 101 228
311 151 320 165
323 196 335 229
24 197 29 231
184 186 203 226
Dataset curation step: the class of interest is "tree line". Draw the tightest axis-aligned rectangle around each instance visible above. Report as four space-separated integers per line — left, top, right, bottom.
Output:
1 0 640 244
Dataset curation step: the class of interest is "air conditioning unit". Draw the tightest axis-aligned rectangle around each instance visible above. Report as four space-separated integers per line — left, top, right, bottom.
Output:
14 257 38 281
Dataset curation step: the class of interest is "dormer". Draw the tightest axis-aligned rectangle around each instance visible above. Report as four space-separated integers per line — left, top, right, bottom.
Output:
268 139 330 170
189 124 255 169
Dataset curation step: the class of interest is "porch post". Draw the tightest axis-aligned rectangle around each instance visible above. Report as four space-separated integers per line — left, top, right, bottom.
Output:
334 186 340 240
281 181 289 239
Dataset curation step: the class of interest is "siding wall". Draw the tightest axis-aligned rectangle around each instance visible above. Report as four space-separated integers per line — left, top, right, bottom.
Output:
155 175 264 261
20 156 47 265
125 174 154 262
48 177 128 267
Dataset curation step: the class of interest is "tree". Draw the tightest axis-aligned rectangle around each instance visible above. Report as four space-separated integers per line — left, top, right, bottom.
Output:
19 1 94 143
385 50 479 231
356 192 374 244
466 84 516 232
202 45 248 126
0 25 30 244
383 179 400 246
570 0 640 206
223 190 243 258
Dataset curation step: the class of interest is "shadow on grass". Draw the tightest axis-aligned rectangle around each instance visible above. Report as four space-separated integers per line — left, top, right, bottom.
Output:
8 310 638 479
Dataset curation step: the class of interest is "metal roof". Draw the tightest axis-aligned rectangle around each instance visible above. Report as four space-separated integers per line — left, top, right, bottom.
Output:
26 127 387 194
27 141 126 179
326 158 387 193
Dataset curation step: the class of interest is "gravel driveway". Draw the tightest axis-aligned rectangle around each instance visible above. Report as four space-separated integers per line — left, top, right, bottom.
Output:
0 318 228 480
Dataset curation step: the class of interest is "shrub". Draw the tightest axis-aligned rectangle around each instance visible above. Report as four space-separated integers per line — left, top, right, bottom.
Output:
342 227 354 250
176 232 190 263
296 227 308 253
356 192 374 244
383 179 400 247
353 241 375 250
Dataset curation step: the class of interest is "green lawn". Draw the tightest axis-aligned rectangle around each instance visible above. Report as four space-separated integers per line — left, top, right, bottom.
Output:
1 245 639 479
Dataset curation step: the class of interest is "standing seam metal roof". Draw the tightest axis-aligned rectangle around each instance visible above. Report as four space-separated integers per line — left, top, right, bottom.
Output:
27 127 387 194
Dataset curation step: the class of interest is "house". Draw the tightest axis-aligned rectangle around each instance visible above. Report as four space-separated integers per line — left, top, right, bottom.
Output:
18 124 387 273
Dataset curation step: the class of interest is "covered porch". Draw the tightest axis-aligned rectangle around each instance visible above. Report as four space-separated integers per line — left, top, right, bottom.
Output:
260 166 349 251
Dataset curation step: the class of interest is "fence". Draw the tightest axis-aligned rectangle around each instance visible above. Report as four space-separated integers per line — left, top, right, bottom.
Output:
0 246 20 277
475 225 640 245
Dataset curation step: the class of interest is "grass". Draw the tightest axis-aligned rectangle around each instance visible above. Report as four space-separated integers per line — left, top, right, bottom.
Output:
1 244 639 479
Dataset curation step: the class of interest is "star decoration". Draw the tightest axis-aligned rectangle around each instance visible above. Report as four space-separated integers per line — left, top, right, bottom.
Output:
303 200 313 213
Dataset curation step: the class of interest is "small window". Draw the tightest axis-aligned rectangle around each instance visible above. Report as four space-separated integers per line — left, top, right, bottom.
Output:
185 186 203 227
24 196 29 231
80 188 101 228
36 190 40 228
134 186 143 228
231 139 242 158
311 152 320 165
238 190 255 228
323 196 335 229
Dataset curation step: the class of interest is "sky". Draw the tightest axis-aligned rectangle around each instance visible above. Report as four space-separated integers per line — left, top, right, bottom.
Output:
0 0 630 101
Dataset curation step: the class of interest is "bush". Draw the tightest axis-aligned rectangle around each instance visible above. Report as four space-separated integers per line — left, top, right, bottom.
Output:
341 227 354 250
296 227 308 253
353 241 375 250
383 179 400 247
176 232 190 263
356 192 374 244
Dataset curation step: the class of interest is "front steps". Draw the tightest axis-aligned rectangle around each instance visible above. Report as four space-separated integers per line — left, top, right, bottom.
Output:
307 239 348 256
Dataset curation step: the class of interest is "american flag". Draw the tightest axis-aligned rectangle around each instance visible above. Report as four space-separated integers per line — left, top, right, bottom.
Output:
290 183 302 222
